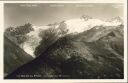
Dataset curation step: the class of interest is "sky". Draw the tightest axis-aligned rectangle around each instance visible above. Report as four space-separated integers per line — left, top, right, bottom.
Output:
4 3 123 28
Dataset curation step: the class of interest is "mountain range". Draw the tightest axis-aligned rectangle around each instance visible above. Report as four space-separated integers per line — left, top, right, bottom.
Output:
4 16 124 79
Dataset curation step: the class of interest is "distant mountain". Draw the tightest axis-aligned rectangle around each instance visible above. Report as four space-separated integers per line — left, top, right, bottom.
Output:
4 35 33 76
106 16 123 24
5 23 124 79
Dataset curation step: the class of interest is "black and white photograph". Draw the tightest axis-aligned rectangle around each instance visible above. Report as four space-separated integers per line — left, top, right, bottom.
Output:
3 3 125 79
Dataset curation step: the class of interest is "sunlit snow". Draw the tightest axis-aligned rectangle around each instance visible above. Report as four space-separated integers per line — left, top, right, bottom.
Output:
65 18 122 34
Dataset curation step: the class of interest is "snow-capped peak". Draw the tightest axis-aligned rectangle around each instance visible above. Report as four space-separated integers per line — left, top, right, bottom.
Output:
111 16 122 22
106 16 123 24
80 15 93 21
65 18 122 34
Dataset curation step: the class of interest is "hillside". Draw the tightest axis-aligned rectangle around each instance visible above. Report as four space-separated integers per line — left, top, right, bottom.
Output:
4 36 33 76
